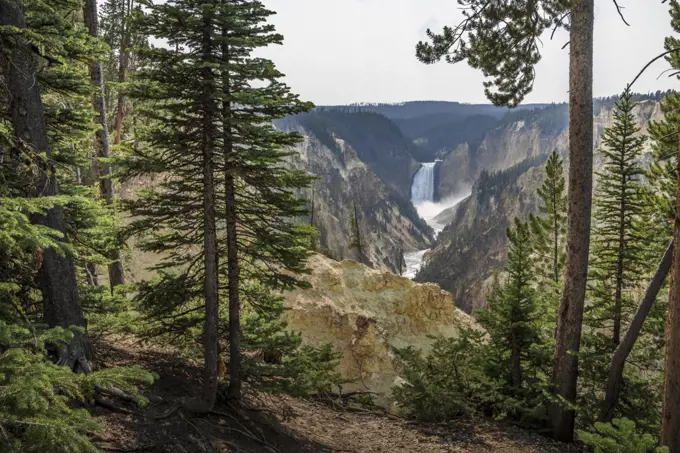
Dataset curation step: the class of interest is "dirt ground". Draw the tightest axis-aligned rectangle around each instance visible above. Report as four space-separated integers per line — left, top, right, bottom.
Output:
91 338 585 453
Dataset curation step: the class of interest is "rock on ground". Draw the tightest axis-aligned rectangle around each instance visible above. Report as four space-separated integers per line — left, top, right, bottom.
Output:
282 254 478 408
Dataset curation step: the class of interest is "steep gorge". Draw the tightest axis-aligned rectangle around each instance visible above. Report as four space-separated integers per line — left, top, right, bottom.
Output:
418 97 665 313
277 112 433 273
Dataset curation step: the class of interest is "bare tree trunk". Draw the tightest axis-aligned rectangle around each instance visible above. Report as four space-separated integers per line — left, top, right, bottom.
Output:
113 0 132 147
511 325 522 390
599 240 673 422
0 0 91 372
83 0 125 291
185 8 220 414
662 137 680 452
613 192 627 347
221 27 242 401
226 173 241 400
550 0 594 442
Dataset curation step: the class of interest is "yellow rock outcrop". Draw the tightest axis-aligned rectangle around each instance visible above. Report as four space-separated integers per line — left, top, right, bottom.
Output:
282 254 478 408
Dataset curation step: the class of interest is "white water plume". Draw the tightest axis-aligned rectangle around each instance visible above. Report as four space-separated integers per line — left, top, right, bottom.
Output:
403 162 470 279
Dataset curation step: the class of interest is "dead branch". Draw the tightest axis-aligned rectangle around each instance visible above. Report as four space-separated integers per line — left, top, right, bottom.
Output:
95 385 142 405
94 394 134 414
612 0 630 26
627 47 680 91
151 403 181 419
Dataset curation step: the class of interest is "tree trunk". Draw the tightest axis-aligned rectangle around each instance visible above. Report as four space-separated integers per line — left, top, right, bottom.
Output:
613 178 627 347
185 8 220 414
221 28 242 401
662 136 680 451
113 0 132 147
0 0 91 372
553 205 560 284
511 324 522 391
226 173 241 400
599 240 673 422
83 0 125 291
550 0 594 442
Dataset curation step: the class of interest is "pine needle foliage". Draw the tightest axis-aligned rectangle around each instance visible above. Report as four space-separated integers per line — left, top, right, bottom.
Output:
395 219 552 427
529 150 567 289
477 218 550 426
415 0 570 107
587 89 648 348
120 0 340 398
578 418 669 453
581 90 659 429
0 197 154 453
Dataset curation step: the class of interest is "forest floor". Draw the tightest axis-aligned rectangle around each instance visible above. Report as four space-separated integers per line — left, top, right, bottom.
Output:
90 337 586 453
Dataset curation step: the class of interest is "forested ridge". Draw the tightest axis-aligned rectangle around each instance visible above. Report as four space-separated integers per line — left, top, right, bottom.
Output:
2 0 680 452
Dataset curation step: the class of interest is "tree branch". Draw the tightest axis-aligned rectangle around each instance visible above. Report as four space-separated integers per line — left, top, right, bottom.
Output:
612 0 630 26
627 47 680 91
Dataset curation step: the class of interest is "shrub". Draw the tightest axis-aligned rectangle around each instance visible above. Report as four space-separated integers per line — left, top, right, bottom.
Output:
578 418 669 453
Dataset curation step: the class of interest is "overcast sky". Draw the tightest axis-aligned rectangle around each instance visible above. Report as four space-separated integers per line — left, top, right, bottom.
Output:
257 0 676 106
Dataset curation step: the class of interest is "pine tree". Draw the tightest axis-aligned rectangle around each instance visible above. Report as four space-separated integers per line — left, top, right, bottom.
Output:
83 0 126 290
580 89 655 429
530 151 567 288
216 0 315 400
349 200 366 264
415 0 595 439
0 0 110 372
0 0 153 448
588 89 647 348
477 218 548 425
657 3 680 446
125 0 316 404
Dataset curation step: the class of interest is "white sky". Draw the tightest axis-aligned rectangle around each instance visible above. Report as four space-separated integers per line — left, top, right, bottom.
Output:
258 0 677 106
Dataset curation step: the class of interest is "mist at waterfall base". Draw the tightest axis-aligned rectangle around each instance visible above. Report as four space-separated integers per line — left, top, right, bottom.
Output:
403 163 470 279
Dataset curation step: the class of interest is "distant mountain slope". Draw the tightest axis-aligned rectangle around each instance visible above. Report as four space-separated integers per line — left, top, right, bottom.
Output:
418 97 665 313
324 101 547 162
289 109 421 198
331 100 545 120
276 114 433 273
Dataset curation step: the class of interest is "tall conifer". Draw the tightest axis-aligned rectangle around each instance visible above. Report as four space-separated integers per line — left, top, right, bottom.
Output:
588 89 647 348
124 0 314 404
530 151 567 288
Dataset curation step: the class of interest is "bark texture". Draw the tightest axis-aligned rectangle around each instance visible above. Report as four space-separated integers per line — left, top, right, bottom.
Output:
599 240 673 422
200 9 220 412
83 0 125 290
0 0 91 372
662 137 680 452
221 33 242 400
113 0 132 147
550 0 594 442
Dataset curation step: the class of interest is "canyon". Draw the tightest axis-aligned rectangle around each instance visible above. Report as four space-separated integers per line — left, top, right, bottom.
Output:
281 95 667 313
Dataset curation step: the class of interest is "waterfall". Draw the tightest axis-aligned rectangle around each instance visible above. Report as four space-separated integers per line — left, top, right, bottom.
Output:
404 161 469 279
411 162 436 205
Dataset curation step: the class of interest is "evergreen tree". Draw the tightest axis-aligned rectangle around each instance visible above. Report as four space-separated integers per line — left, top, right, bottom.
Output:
0 0 109 371
588 89 647 348
581 89 656 429
216 0 315 400
124 0 316 404
415 0 597 438
657 3 680 447
477 218 549 425
83 0 126 290
530 151 567 288
349 200 366 264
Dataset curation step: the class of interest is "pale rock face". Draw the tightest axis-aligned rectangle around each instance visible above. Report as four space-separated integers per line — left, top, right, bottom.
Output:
282 254 477 408
425 99 665 313
283 128 432 273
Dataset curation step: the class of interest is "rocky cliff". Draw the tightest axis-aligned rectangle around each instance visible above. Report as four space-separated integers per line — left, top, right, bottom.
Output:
420 98 664 313
282 254 478 408
279 118 433 273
